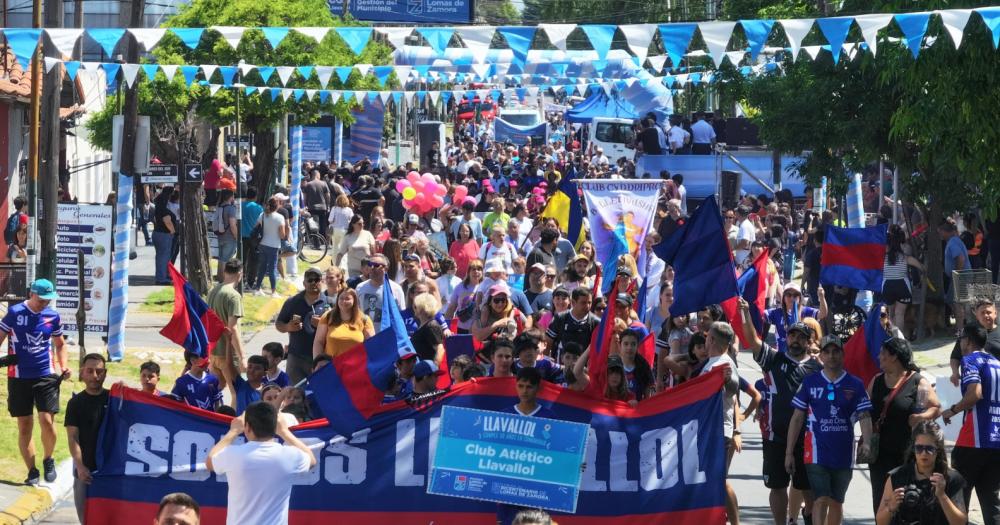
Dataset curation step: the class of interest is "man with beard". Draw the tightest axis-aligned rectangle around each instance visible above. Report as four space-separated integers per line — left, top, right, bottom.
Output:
738 298 821 525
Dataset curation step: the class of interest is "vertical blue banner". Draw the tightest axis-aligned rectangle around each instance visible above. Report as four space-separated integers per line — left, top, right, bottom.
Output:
107 172 133 361
335 119 343 165
289 126 303 248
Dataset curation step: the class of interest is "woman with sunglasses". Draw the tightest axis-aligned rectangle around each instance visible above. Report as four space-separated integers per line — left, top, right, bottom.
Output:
471 284 528 343
875 422 966 525
766 282 828 353
866 338 942 514
335 214 375 280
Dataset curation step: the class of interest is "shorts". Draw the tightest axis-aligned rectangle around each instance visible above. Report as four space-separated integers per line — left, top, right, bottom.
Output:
882 279 912 305
8 375 61 417
763 440 811 490
217 238 238 264
204 189 219 207
805 464 852 503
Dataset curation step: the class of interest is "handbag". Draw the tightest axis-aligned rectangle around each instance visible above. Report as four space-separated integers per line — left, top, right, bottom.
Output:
857 371 913 465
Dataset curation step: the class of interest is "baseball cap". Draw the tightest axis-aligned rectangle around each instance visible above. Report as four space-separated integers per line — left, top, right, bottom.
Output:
488 283 511 297
407 214 420 224
820 335 843 351
783 282 802 295
272 192 289 201
304 267 323 279
616 264 634 278
571 254 590 264
30 279 58 300
607 354 625 371
786 322 813 338
552 286 570 298
529 263 547 274
615 293 633 306
413 360 446 379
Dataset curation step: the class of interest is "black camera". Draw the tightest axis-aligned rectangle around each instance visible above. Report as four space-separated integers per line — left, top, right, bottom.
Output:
902 483 923 510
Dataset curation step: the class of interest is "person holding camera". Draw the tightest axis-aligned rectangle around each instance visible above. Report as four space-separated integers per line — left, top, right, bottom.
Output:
875 421 966 525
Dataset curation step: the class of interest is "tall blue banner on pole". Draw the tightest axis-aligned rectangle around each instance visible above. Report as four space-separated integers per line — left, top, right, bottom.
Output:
88 371 727 524
289 126 303 248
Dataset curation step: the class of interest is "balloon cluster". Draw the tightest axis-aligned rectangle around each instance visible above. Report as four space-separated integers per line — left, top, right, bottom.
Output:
396 171 446 214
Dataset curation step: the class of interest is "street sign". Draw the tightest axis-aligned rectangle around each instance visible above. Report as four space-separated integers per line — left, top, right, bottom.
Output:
141 164 178 184
184 164 203 182
225 134 251 148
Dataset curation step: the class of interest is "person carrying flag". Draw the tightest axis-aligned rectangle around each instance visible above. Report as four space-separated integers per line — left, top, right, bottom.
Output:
739 297 821 525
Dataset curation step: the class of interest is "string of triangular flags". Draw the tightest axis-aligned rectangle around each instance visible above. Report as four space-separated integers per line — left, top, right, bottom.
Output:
39 54 779 105
2 7 999 70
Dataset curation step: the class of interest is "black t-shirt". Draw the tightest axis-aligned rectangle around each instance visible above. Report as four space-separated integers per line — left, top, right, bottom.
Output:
353 187 382 221
545 310 600 361
638 128 663 155
276 292 330 358
382 186 405 223
411 322 444 362
657 215 686 241
64 389 110 470
950 327 1000 362
755 343 822 443
887 466 965 525
153 202 175 233
870 372 922 466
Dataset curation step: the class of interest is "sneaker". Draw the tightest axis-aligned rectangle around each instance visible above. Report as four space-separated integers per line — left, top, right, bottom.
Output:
25 467 40 486
43 457 56 483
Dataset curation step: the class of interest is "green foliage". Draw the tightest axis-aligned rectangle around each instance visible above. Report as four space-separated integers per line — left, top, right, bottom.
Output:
86 0 392 155
477 0 521 24
521 0 674 24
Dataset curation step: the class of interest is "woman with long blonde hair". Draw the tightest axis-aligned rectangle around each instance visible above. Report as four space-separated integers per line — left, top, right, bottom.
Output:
313 288 375 358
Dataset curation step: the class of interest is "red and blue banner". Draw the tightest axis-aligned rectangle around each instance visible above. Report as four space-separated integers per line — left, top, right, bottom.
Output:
721 249 771 348
820 224 888 292
88 371 727 525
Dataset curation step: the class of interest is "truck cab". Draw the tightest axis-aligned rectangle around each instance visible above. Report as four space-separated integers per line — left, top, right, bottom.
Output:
589 117 635 162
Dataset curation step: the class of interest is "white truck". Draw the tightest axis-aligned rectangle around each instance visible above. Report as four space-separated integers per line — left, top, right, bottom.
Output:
589 117 635 162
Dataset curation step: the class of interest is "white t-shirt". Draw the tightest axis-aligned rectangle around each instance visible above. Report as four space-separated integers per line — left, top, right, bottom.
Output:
700 353 739 438
260 212 286 249
691 120 716 144
480 241 515 273
212 441 312 525
734 218 756 266
356 278 405 325
327 206 354 231
667 126 689 149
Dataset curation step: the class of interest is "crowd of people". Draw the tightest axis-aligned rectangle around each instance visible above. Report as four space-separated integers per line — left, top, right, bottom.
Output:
6 125 1000 525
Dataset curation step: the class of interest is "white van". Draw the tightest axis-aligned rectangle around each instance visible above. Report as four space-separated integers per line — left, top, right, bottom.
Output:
589 117 635 162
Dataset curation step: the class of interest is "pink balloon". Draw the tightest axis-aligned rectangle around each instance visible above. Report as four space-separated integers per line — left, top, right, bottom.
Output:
424 182 438 195
422 173 435 184
407 171 420 183
395 180 410 193
412 180 425 192
431 195 444 207
402 199 414 210
454 185 468 201
434 184 447 196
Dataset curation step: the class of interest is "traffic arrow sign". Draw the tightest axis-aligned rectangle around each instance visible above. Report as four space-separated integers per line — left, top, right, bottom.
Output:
184 164 203 182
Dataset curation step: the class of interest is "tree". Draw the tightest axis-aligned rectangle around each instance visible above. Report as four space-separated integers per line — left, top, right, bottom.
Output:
477 0 521 24
85 0 392 291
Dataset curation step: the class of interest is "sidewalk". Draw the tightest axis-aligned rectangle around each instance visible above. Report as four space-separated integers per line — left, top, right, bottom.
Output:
0 245 311 524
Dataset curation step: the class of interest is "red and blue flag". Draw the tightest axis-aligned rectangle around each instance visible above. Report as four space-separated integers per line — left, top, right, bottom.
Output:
843 302 889 384
653 195 738 316
721 248 770 348
158 263 225 358
820 224 888 292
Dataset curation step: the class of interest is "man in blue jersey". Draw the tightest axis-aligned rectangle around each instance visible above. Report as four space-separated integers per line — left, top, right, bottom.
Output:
786 335 873 525
942 323 1000 524
739 299 820 525
511 332 563 384
171 352 224 411
0 279 68 485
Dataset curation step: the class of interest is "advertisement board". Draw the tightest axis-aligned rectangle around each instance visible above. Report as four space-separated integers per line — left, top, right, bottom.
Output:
55 204 113 334
328 0 473 23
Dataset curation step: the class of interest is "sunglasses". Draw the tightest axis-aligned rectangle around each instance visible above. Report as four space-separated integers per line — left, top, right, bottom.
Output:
546 273 557 278
367 262 386 268
491 296 508 304
914 444 937 455
305 277 321 283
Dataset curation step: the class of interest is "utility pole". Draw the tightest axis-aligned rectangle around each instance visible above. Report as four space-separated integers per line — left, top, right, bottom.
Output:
26 0 42 288
35 0 63 281
118 0 145 187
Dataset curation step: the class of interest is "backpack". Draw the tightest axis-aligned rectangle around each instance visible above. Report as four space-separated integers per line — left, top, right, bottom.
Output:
4 211 22 245
213 205 233 235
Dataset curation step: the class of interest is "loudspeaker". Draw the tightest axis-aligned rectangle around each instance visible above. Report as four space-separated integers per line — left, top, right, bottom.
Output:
724 118 761 146
721 170 741 210
417 121 445 170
